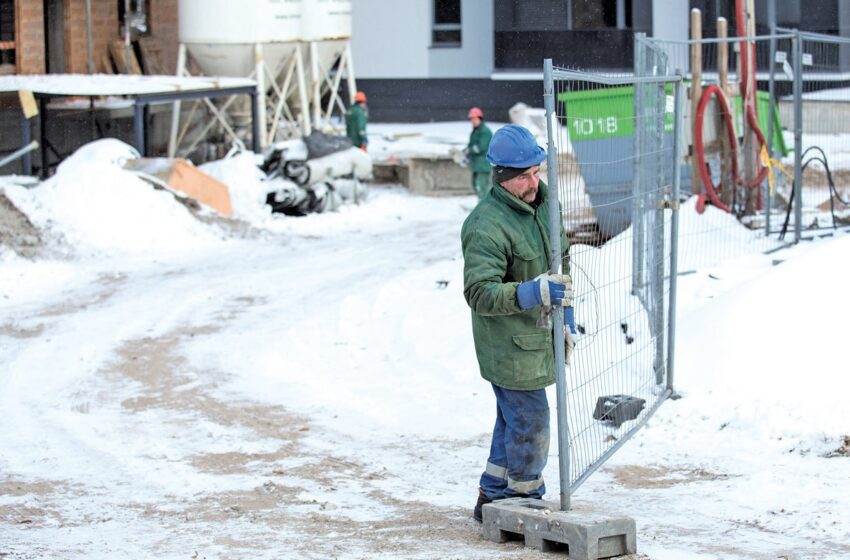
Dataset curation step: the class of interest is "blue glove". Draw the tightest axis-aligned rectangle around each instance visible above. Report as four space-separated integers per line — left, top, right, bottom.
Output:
564 306 577 335
516 273 571 310
564 306 577 364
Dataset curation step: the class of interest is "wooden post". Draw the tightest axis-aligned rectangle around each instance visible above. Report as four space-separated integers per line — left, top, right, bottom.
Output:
718 17 734 207
690 9 703 196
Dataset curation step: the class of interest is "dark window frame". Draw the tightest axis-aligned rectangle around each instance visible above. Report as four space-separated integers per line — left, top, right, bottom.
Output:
431 0 462 48
0 0 16 70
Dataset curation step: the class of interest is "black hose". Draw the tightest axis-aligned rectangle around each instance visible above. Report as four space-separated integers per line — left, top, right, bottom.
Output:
779 146 848 240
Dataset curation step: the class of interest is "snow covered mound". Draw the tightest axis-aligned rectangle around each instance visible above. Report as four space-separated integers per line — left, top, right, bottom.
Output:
677 231 850 454
2 139 224 255
199 151 271 224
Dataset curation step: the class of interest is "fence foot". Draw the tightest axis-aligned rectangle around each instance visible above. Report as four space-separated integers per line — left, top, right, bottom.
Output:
482 498 636 559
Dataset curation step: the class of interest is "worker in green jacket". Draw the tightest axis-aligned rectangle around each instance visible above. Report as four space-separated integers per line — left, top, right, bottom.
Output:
464 107 493 199
461 125 574 523
346 90 368 151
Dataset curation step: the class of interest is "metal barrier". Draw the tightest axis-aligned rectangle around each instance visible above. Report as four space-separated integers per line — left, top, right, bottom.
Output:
542 23 850 513
637 29 850 254
789 30 850 237
543 61 683 509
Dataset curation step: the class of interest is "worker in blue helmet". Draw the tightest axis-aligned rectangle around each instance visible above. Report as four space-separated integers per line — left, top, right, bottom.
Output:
460 124 574 523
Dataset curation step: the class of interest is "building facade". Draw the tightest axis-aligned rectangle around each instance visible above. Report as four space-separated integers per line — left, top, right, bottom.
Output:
351 0 850 122
0 0 178 76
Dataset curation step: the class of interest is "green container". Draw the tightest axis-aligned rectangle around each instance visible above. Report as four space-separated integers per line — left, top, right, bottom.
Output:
558 85 787 154
557 84 675 141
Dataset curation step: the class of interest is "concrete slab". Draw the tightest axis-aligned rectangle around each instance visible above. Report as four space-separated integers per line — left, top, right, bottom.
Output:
408 156 473 195
481 498 636 559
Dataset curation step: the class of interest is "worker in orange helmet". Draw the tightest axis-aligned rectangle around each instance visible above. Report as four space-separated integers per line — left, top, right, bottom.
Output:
464 107 493 199
346 91 369 151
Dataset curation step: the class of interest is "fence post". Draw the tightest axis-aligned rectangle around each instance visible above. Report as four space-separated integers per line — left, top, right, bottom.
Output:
543 58 571 512
793 30 804 243
667 76 684 394
653 78 666 385
632 33 646 296
766 0 777 235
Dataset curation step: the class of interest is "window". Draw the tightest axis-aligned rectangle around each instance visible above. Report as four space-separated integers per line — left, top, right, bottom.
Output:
118 0 149 36
571 0 632 30
433 0 461 47
0 0 15 72
494 0 645 71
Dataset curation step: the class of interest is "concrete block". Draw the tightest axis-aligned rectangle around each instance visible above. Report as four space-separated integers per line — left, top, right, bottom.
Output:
408 156 473 196
482 498 636 559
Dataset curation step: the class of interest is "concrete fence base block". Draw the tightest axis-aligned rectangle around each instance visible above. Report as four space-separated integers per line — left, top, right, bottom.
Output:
481 498 636 559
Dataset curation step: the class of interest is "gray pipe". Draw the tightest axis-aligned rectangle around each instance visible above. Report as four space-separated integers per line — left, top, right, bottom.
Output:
667 77 684 394
85 0 94 74
793 31 803 242
0 141 39 170
766 0 776 235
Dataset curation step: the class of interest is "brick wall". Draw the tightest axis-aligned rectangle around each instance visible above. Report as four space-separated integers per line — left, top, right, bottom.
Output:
13 0 179 76
15 0 45 74
149 0 178 74
63 0 118 74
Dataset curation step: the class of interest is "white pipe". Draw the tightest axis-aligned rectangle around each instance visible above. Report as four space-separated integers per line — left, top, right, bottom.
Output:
255 43 268 149
295 43 311 136
344 42 357 104
168 43 187 157
310 41 321 130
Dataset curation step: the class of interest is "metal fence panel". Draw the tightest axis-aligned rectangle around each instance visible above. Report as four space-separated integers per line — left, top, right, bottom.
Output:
635 34 791 265
794 33 850 235
544 66 681 495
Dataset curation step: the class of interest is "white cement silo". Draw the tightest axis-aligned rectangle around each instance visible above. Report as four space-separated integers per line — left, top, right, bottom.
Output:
178 0 302 77
171 0 356 153
301 0 356 131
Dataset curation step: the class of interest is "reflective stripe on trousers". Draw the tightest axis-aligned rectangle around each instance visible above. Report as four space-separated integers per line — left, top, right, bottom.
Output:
485 461 544 495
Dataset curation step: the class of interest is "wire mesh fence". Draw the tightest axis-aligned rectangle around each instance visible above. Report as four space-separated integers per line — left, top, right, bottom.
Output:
638 29 850 255
541 24 850 507
635 34 790 268
543 64 682 496
792 32 850 235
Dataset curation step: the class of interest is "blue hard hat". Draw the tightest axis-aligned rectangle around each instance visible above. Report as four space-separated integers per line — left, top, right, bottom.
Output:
486 124 547 168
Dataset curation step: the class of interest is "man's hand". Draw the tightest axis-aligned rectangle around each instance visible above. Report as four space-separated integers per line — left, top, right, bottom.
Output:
516 273 573 310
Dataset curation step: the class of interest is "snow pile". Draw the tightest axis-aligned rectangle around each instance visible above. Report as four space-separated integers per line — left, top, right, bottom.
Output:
3 140 224 255
676 231 850 453
198 151 273 224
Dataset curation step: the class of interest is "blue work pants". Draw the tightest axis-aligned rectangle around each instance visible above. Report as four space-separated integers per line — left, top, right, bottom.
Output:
479 384 550 500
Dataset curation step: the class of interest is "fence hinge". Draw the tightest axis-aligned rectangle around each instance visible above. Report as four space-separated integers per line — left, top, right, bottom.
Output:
659 199 680 210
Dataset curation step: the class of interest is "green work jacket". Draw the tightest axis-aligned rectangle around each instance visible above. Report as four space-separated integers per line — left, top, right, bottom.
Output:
467 122 493 173
345 103 368 147
461 180 569 391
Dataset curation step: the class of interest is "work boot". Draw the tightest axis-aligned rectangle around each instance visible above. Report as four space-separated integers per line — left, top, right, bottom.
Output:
472 488 493 523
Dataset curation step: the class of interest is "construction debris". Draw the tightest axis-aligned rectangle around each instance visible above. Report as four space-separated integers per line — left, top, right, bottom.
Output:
261 132 371 216
124 158 234 217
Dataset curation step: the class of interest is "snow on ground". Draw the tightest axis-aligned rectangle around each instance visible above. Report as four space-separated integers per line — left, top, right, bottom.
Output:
1 137 849 559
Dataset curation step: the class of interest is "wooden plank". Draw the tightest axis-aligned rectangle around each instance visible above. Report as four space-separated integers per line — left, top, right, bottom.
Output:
99 53 115 74
109 40 142 75
137 37 165 75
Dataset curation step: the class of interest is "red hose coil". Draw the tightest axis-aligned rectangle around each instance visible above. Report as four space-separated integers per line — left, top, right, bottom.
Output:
694 0 768 213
